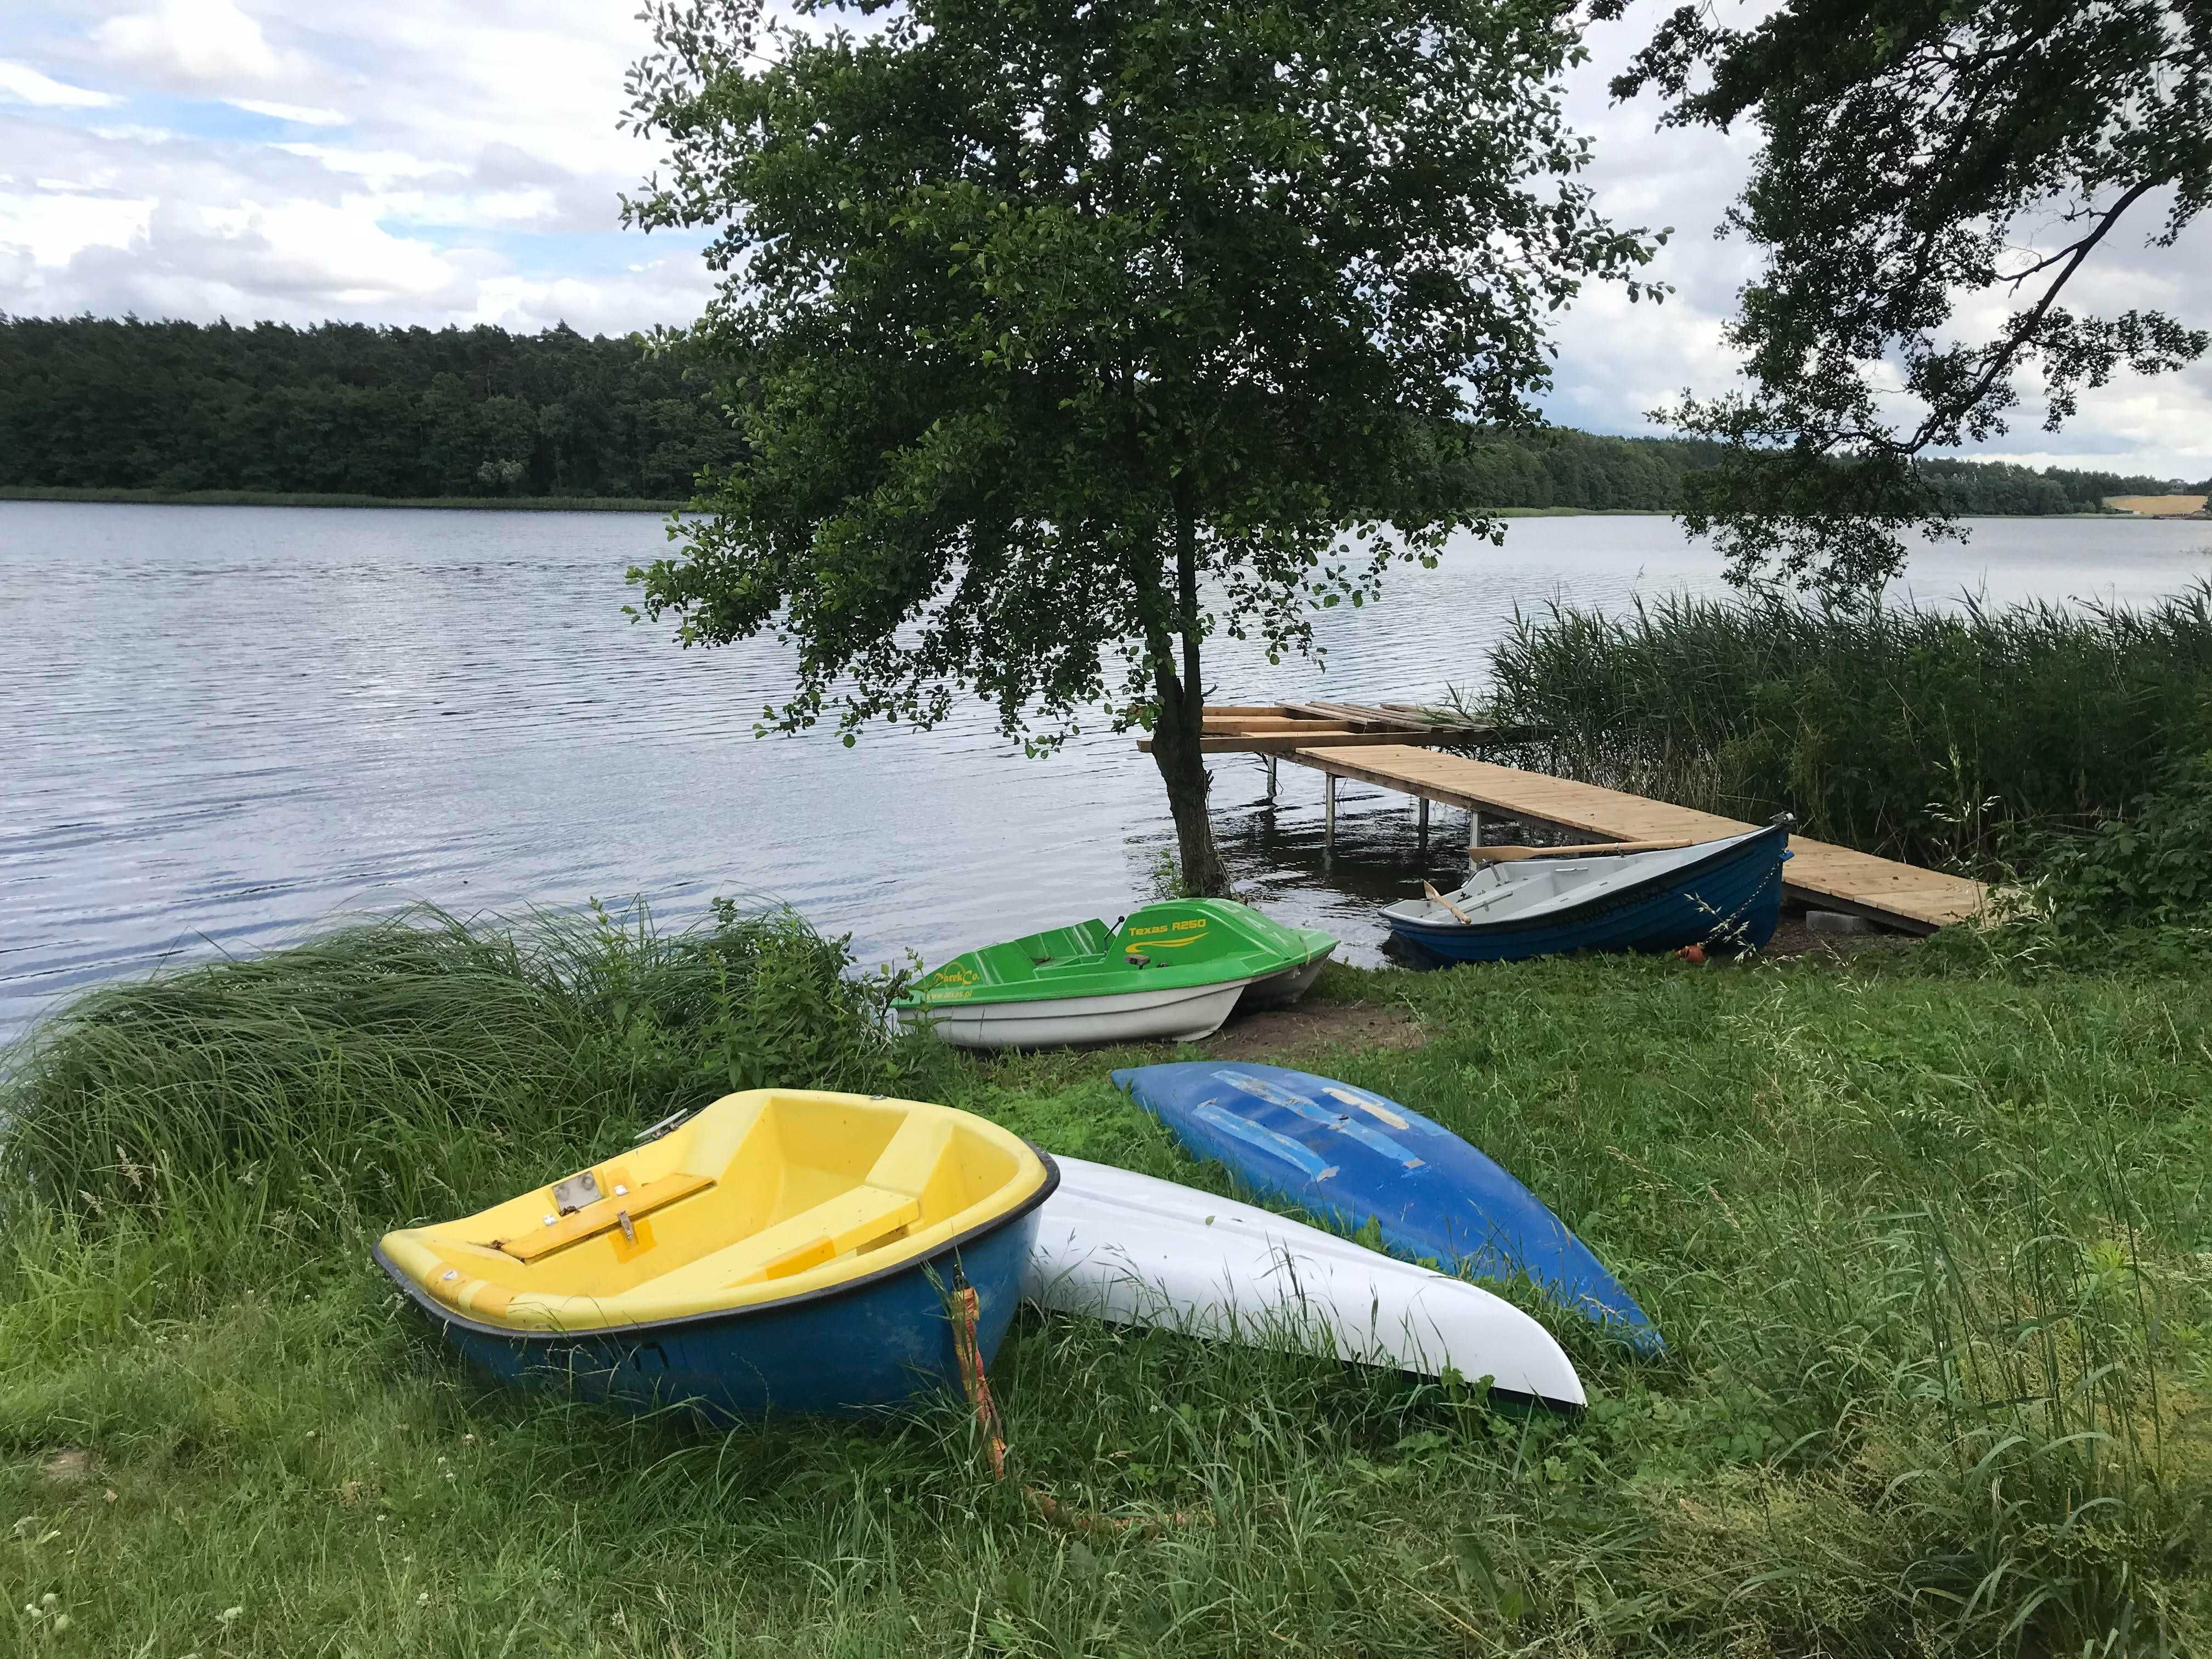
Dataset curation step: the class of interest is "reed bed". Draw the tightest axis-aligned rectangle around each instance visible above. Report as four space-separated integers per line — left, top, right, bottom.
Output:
1478 582 2212 870
2 910 2205 1654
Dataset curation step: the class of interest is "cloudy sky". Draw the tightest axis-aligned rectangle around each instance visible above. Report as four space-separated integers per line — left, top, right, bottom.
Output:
3 0 2205 479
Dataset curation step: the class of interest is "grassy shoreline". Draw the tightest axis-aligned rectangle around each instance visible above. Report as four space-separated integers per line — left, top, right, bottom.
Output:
2 906 2205 1655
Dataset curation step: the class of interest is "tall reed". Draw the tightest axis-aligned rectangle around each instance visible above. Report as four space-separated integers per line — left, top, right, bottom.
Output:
1478 582 2212 868
0 899 944 1249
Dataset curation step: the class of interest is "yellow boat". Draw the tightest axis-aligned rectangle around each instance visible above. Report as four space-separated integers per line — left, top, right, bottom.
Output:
374 1088 1058 1418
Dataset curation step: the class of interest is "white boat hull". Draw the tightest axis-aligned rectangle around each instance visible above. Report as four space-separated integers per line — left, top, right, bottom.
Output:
896 978 1255 1049
1022 1155 1585 1409
1238 944 1334 1008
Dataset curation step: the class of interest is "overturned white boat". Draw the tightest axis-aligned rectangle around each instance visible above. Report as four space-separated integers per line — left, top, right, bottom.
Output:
1022 1155 1585 1409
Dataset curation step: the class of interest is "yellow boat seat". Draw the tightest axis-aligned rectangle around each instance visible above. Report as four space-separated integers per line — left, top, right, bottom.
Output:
724 1184 922 1284
495 1171 717 1263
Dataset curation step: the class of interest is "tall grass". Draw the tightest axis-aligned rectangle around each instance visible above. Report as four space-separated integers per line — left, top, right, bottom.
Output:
0 900 944 1262
1480 582 2212 868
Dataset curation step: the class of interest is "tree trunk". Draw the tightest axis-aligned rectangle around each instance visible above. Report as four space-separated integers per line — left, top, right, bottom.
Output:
1145 482 1231 896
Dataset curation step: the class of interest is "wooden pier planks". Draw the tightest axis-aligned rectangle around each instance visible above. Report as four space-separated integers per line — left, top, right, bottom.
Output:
1280 744 1987 934
1141 701 1520 755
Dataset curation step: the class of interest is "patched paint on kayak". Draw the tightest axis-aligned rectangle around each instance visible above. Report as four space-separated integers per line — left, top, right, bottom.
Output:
1114 1061 1662 1354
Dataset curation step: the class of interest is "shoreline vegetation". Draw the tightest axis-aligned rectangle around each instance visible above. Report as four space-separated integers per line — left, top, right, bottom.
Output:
0 485 1681 516
1480 582 2212 873
0 485 687 512
3 900 2205 1654
2 486 2185 518
1 486 2180 519
5 316 2203 518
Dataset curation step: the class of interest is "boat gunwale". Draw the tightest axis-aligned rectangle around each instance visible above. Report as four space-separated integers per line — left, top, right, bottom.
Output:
373 1146 1062 1345
1381 823 1788 939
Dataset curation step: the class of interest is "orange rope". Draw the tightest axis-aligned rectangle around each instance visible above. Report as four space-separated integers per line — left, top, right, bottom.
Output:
950 1275 1206 1537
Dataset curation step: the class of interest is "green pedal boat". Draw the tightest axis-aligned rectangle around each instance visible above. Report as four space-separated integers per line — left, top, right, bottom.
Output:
896 900 1337 1049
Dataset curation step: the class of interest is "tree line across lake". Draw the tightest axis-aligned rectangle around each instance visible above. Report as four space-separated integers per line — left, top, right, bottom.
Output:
1 314 2196 512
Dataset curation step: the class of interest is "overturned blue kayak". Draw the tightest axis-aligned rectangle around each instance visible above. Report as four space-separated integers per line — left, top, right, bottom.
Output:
1114 1061 1661 1355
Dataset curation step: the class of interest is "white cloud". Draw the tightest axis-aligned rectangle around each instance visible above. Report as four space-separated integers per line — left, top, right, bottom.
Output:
93 0 281 89
176 197 458 303
0 59 115 108
0 187 154 268
226 97 346 126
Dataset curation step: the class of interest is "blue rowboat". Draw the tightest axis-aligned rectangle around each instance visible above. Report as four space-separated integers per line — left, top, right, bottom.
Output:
1114 1061 1661 1354
1380 822 1791 964
375 1088 1058 1421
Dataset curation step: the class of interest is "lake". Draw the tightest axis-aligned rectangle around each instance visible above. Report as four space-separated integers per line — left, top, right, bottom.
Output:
4 501 2209 1039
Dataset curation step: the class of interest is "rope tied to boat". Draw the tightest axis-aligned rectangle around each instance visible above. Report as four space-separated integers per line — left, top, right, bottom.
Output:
950 1272 1207 1538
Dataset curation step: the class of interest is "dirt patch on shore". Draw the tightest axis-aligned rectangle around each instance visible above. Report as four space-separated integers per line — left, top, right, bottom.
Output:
1759 914 1923 961
1199 999 1425 1060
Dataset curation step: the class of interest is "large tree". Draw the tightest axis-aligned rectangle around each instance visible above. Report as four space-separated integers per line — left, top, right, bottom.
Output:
1600 0 2211 596
620 0 1660 892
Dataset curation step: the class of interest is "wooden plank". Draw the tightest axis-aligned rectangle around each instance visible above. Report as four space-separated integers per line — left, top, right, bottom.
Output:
1141 730 1446 754
1299 700 1434 730
1280 744 1985 933
496 1171 716 1262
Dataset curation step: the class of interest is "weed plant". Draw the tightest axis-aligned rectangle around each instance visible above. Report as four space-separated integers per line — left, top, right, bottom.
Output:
2 921 2207 1654
1479 583 2212 870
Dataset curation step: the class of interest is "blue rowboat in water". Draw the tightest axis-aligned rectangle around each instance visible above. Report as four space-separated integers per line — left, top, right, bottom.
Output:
1380 822 1791 964
375 1088 1058 1420
1114 1061 1662 1354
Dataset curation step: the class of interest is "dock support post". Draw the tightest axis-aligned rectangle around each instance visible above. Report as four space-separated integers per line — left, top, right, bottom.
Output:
1417 795 1429 853
1324 774 1337 850
1469 809 1484 851
1263 756 1278 801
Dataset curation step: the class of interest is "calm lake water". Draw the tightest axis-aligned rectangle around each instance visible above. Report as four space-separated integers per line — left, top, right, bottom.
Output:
4 501 2209 1038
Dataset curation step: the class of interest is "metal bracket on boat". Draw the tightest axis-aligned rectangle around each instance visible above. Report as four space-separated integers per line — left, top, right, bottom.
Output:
1768 811 1798 828
633 1107 699 1145
551 1170 603 1215
616 1209 636 1244
1125 953 1153 969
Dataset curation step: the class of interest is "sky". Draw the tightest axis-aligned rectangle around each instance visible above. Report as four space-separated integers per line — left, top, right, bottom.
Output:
2 0 2206 481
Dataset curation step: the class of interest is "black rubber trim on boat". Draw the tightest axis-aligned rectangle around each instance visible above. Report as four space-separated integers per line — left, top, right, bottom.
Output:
373 1145 1063 1345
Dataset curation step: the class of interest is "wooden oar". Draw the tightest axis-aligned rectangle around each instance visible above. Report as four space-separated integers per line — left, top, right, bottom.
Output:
1472 838 1695 862
1421 881 1476 925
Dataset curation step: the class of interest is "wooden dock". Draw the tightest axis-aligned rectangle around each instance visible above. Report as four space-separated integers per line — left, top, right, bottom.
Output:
1280 744 1986 934
1137 701 1526 755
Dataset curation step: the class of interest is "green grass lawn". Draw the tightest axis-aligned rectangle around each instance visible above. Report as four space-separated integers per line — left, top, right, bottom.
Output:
3 921 2206 1656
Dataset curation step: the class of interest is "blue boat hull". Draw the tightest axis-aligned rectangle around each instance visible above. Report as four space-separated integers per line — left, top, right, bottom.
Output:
377 1187 1049 1423
1115 1063 1661 1354
1389 826 1789 964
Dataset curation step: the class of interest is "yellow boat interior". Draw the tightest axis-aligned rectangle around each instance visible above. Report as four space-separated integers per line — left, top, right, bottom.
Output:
377 1089 1051 1333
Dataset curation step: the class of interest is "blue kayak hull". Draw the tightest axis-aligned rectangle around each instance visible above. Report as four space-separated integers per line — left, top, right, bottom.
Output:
1390 825 1788 964
379 1194 1047 1423
1115 1062 1661 1354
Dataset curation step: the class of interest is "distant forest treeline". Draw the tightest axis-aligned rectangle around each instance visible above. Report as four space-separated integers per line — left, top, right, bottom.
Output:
1 314 2198 511
0 315 740 501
